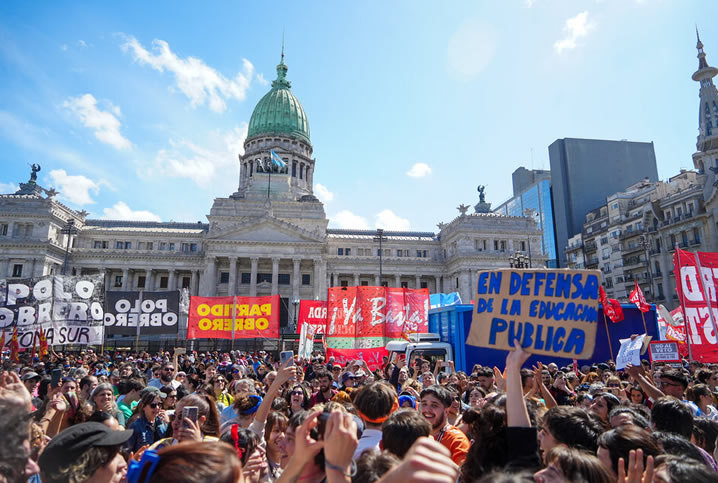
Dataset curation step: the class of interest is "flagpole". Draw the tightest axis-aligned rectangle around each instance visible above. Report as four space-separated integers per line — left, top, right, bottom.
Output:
640 310 648 335
602 308 614 360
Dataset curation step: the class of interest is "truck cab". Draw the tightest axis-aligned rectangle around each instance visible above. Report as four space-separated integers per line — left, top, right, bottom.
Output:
385 333 454 373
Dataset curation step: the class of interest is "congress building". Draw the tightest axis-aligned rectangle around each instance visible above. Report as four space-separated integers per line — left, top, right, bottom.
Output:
0 54 545 338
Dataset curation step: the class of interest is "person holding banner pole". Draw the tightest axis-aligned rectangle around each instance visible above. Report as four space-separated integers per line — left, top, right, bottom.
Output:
602 311 614 361
673 246 694 361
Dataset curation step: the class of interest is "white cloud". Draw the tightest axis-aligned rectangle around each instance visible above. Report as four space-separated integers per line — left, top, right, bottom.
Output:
406 162 432 178
331 210 369 229
63 93 132 150
48 169 101 205
314 183 334 203
77 40 88 48
121 36 255 113
447 19 497 81
375 209 410 231
143 123 248 188
525 0 536 6
257 73 269 86
0 181 18 194
101 201 161 222
554 11 595 53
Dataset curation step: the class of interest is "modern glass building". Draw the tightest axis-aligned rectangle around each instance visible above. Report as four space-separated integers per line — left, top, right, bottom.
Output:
494 175 558 268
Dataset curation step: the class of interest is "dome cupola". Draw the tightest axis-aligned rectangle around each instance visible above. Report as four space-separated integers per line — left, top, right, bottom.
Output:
247 51 310 144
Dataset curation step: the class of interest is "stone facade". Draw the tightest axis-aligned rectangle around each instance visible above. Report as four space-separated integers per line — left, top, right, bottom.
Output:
0 55 546 334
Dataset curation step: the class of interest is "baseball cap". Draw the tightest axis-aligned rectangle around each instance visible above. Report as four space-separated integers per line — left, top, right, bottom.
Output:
341 371 356 383
21 372 41 381
39 422 132 475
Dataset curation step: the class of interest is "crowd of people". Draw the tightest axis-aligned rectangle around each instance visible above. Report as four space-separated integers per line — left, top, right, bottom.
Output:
2 345 718 482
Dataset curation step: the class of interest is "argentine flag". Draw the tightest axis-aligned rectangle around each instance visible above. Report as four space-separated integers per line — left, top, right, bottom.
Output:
270 150 287 169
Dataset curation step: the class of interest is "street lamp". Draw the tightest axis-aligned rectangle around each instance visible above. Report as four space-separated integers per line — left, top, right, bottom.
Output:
509 252 529 269
523 208 537 268
61 219 78 275
373 228 388 286
292 297 300 331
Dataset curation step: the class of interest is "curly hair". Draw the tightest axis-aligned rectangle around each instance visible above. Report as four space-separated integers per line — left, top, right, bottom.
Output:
44 445 120 483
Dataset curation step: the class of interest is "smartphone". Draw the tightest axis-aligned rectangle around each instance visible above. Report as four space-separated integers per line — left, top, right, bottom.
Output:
183 406 198 429
51 369 62 387
441 361 449 368
280 350 294 366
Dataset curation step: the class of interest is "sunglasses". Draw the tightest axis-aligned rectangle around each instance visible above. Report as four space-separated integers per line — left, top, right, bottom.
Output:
163 368 175 372
216 380 226 384
149 403 161 409
291 391 304 396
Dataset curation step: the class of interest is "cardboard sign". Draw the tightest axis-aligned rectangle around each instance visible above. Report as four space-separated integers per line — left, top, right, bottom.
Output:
466 269 600 358
104 291 180 336
296 300 327 335
187 295 279 339
649 340 681 363
616 334 646 370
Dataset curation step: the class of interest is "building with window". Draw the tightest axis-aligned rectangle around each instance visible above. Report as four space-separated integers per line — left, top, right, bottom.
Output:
494 167 558 267
549 137 659 267
0 52 545 344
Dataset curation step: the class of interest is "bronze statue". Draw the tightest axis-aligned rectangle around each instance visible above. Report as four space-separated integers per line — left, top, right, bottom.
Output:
477 185 485 203
30 163 41 182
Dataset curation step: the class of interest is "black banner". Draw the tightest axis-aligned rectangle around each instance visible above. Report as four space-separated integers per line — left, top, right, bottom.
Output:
104 291 180 336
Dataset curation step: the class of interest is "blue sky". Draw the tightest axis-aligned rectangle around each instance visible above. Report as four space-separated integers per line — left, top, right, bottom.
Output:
0 1 716 231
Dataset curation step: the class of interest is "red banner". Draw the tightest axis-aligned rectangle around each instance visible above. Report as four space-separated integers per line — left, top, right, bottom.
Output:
296 300 327 335
326 347 388 370
629 281 651 312
325 286 428 350
674 249 718 362
187 295 279 339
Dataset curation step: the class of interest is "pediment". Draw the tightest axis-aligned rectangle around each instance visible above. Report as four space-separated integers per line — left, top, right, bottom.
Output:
208 216 326 243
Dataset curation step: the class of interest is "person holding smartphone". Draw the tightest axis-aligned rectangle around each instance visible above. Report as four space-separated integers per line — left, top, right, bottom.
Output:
126 391 169 452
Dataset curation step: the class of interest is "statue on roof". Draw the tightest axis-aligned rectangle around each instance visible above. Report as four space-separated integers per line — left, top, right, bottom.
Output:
457 204 470 215
474 185 492 214
30 163 40 182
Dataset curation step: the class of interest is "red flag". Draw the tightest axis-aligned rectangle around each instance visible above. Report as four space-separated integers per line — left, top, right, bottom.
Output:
599 286 625 323
629 281 651 312
0 329 5 353
39 326 48 359
30 334 37 360
9 327 19 363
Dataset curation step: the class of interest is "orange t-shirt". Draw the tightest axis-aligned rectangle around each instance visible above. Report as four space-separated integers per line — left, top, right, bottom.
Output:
435 424 470 465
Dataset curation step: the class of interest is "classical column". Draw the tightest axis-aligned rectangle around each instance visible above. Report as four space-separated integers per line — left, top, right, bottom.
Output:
122 268 129 290
145 269 153 291
434 275 441 293
29 258 37 278
191 270 199 295
0 260 8 279
313 258 321 299
353 273 360 287
319 259 328 299
201 257 216 296
168 269 176 292
327 271 332 290
271 258 280 295
395 274 401 287
415 274 421 289
104 270 112 291
374 273 380 286
228 258 237 296
250 257 259 297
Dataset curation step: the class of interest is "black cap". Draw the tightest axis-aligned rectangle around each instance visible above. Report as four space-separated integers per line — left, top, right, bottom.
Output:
21 372 41 381
597 363 609 371
39 422 132 475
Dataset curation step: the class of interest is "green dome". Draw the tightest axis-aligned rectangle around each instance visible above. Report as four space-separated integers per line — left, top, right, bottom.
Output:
247 58 310 143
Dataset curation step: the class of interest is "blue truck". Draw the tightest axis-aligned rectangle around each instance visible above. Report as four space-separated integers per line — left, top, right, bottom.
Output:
385 303 659 372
